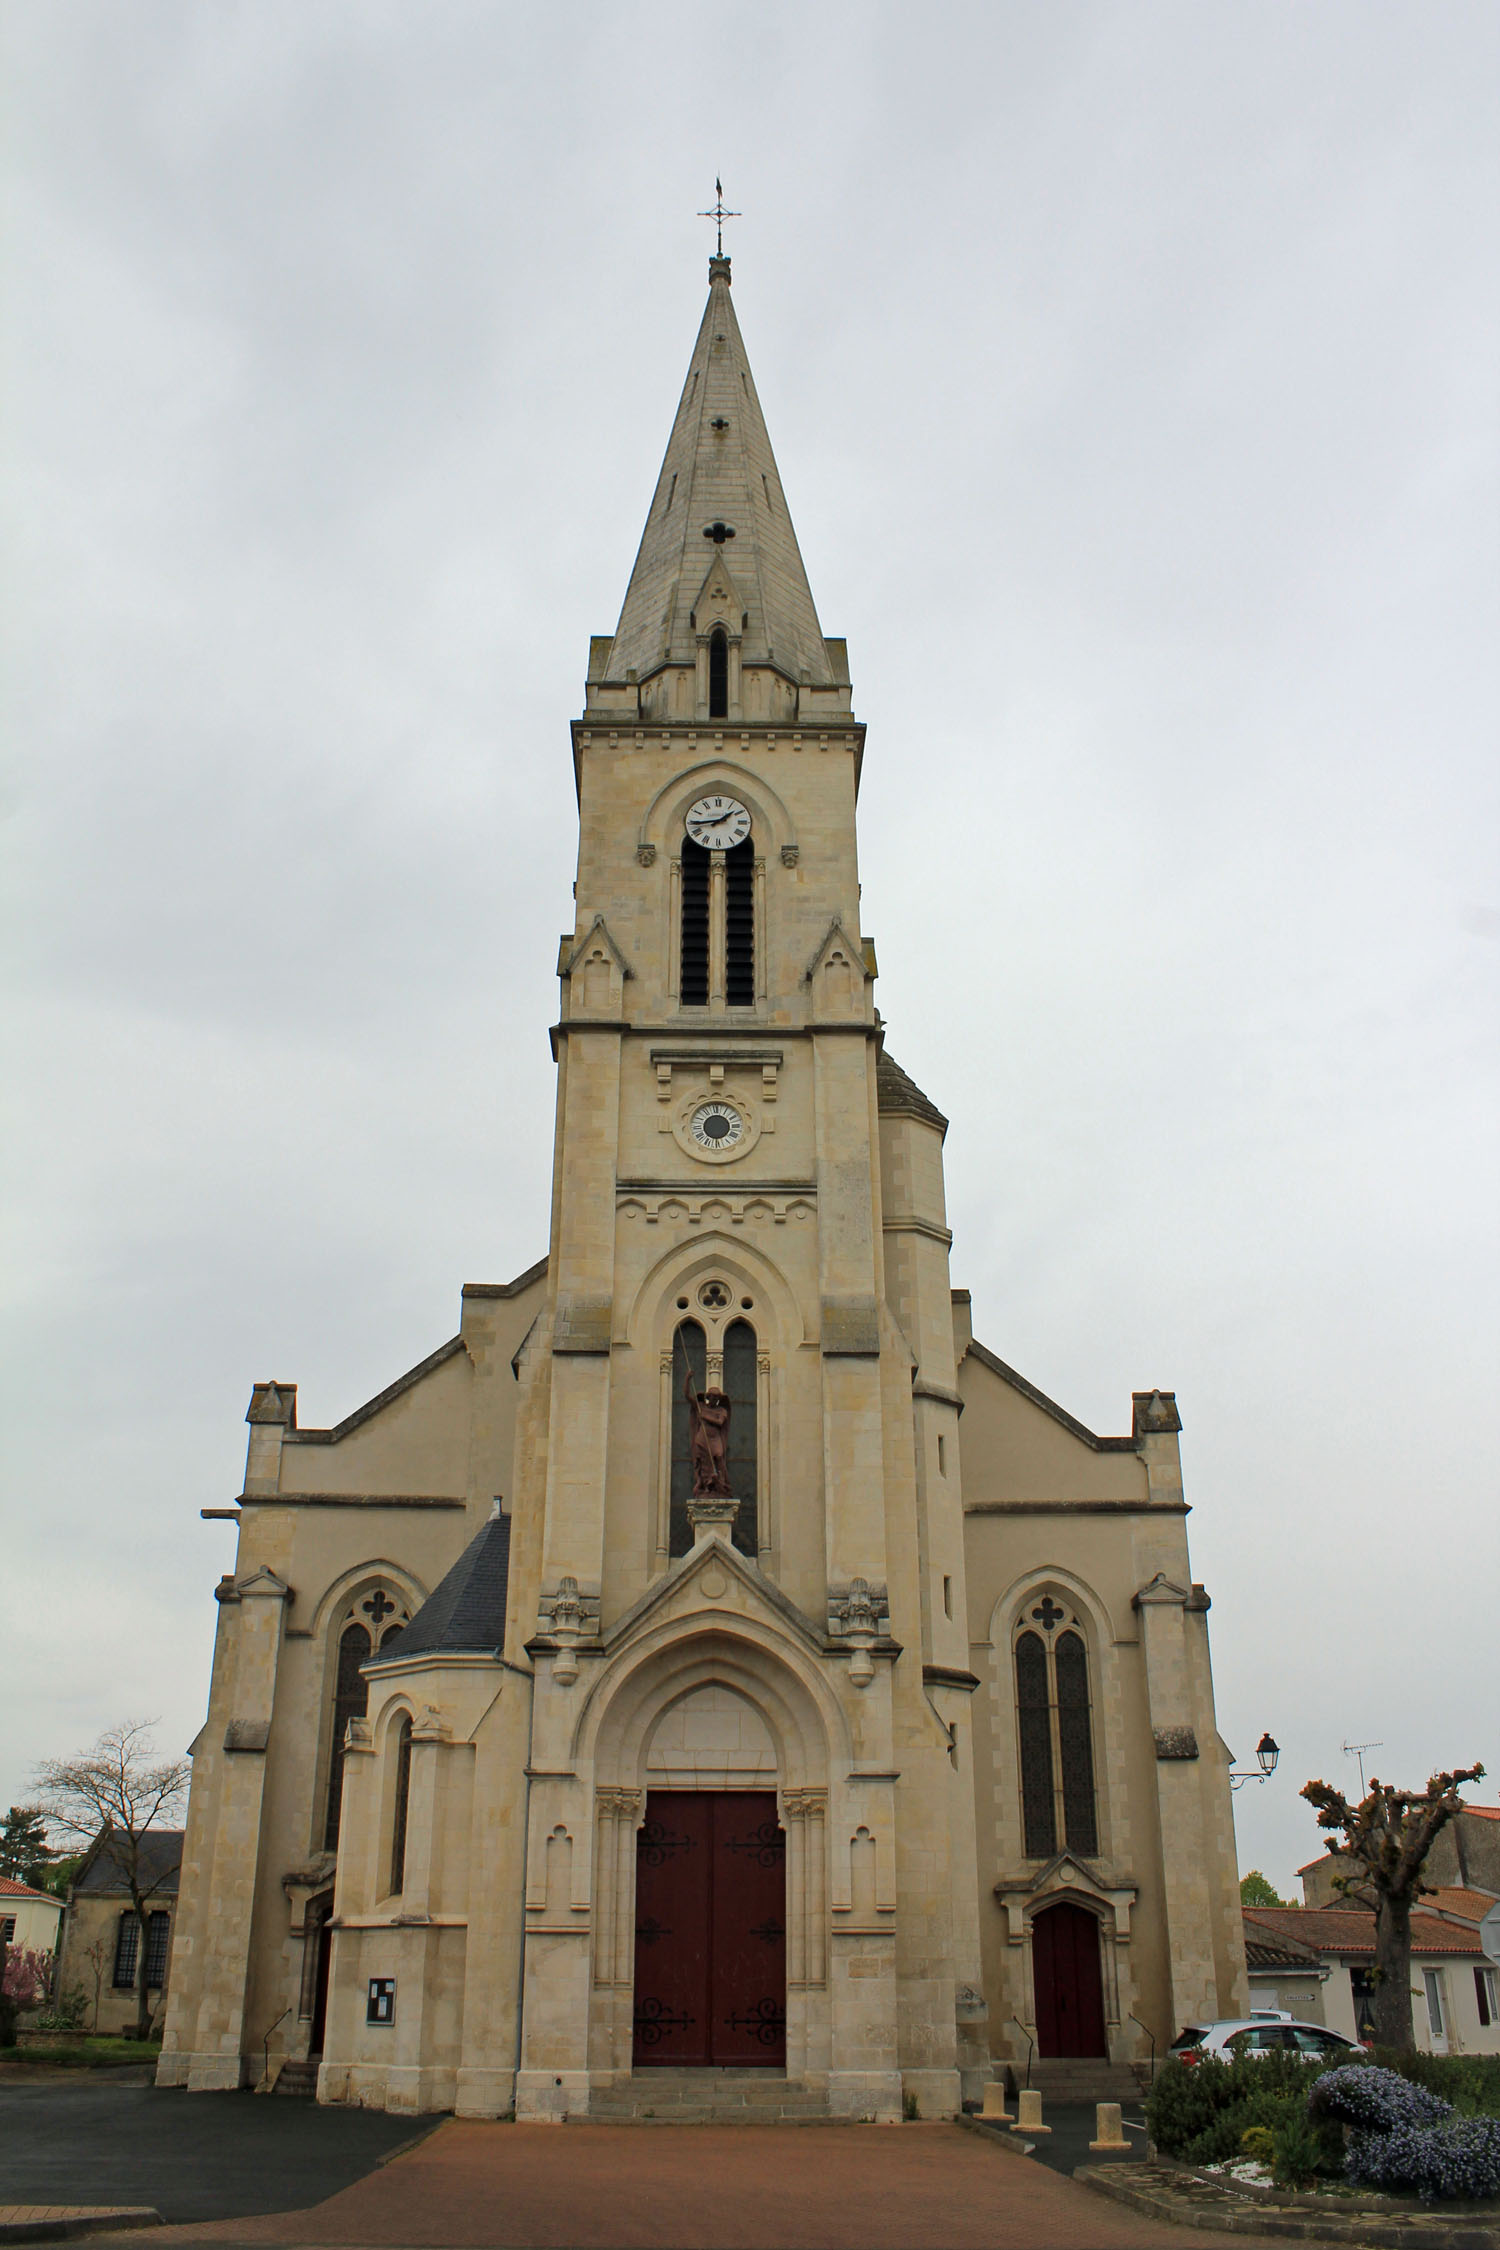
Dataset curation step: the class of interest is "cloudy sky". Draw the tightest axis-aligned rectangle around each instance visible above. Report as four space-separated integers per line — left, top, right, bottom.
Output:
4 2 1496 1892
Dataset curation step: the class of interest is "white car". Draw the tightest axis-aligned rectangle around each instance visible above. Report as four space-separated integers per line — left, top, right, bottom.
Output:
1169 2017 1363 2064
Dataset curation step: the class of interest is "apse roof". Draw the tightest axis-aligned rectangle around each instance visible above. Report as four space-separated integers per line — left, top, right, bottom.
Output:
390 1512 511 1658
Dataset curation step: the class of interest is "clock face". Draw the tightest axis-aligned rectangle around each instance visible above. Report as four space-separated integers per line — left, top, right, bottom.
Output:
685 794 751 850
689 1101 744 1151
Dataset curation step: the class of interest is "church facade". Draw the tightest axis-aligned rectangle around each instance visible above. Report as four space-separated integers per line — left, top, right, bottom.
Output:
158 256 1247 2120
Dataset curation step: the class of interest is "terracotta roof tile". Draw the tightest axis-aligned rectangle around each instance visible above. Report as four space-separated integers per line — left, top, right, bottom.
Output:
1245 1905 1483 1958
1422 1886 1500 1922
0 1877 58 1903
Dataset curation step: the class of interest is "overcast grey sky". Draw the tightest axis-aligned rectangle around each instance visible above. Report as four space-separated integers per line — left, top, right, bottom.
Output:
4 1 1496 1892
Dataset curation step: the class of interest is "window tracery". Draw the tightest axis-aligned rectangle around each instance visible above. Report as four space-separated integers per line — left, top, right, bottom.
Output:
322 1588 407 1851
1014 1598 1099 1858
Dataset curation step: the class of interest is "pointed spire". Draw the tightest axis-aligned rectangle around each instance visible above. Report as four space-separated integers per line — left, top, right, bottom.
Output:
605 261 835 691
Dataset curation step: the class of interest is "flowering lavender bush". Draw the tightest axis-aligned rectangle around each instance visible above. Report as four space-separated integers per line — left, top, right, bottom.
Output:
1310 2065 1451 2134
1311 2064 1500 2202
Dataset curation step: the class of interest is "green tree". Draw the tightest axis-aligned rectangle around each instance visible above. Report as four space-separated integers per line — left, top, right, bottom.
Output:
0 1807 53 1887
1301 1762 1485 2053
33 1721 188 2042
1240 1869 1289 1907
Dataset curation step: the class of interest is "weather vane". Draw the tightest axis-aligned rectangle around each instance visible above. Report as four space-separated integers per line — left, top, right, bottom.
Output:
698 178 740 258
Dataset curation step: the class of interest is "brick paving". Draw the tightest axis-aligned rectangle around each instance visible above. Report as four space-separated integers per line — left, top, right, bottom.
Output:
89 2120 1345 2250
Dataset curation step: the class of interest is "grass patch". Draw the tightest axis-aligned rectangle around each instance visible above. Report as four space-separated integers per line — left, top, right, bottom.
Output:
4 2038 162 2068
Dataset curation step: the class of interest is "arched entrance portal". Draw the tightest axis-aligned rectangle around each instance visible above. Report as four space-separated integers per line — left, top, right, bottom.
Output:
1031 1900 1107 2057
632 1791 786 2066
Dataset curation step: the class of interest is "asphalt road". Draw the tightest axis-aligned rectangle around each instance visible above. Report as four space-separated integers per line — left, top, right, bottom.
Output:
0 2073 438 2222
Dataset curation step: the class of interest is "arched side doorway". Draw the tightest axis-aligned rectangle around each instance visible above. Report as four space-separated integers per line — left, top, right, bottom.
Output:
1031 1900 1107 2057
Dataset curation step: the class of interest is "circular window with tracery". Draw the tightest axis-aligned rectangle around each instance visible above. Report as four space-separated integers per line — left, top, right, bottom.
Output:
698 1280 731 1310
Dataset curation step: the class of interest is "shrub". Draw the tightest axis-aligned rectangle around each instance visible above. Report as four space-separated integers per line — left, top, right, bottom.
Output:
1147 2052 1335 2167
1373 2050 1500 2119
1346 2115 1500 2202
1310 2064 1450 2134
1239 2126 1275 2164
1272 2111 1326 2190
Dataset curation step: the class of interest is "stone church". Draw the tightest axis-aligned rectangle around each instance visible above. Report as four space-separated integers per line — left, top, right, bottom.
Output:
158 255 1247 2119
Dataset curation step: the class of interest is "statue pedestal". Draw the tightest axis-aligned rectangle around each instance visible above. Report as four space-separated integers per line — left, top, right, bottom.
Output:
687 1494 739 1546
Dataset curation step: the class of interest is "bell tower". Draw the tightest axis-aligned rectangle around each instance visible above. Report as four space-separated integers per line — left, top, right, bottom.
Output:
507 253 984 2120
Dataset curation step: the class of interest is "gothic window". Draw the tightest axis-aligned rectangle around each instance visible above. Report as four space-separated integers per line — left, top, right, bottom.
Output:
708 628 729 717
668 1320 706 1558
722 1318 758 1556
323 1594 406 1851
112 1913 138 1988
669 1316 758 1560
680 840 710 1005
725 838 755 1005
143 1909 171 1989
1014 1604 1099 1858
389 1715 413 1897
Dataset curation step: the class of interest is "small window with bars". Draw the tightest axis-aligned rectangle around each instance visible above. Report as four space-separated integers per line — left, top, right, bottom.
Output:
1014 1599 1099 1858
143 1910 170 1989
112 1913 139 1988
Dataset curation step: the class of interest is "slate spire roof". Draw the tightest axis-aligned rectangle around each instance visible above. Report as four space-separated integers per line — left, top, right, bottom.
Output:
386 1511 511 1659
604 257 834 690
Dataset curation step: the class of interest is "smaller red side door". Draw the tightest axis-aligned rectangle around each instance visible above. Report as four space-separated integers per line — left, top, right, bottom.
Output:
1032 1901 1107 2057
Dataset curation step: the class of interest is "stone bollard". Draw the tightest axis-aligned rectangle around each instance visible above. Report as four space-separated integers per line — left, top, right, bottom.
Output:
980 2080 1011 2123
1090 2100 1128 2152
1010 2087 1049 2136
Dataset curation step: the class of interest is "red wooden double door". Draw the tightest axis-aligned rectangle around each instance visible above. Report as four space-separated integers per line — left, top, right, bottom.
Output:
1031 1900 1108 2057
632 1790 786 2067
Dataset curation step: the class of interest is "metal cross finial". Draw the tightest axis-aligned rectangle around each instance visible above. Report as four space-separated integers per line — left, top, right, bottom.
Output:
698 177 740 258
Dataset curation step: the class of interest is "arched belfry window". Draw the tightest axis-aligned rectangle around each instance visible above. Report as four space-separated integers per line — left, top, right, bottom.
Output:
323 1588 407 1851
669 1312 758 1561
680 840 710 1006
1014 1597 1099 1859
708 628 729 718
389 1714 413 1897
725 839 754 1006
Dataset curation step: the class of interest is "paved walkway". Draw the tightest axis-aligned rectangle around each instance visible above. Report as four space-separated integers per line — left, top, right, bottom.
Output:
89 2120 1342 2250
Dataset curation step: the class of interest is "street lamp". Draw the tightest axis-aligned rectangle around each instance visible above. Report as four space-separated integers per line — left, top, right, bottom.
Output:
1229 1733 1280 1791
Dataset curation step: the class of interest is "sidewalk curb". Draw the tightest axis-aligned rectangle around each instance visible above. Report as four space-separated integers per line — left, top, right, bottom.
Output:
0 2212 161 2244
1076 2162 1500 2247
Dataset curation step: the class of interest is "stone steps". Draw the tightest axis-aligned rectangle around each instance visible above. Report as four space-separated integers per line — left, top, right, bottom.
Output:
588 2070 834 2123
1019 2060 1146 2103
271 2059 320 2097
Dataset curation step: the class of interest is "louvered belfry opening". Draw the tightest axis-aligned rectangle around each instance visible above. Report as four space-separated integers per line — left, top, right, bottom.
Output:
725 837 754 1005
680 840 710 1004
708 628 729 717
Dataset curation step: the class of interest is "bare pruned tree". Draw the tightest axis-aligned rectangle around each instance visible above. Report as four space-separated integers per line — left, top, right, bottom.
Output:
1300 1762 1486 2052
33 1720 189 2041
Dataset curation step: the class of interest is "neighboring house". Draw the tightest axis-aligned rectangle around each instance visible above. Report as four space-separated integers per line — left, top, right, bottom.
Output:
0 1876 63 1960
1300 1806 1500 1907
1244 1906 1500 2056
1241 1912 1329 2022
55 1830 183 2035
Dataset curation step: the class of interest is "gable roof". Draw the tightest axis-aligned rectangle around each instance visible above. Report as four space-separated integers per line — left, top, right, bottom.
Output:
1242 1915 1324 1971
74 1829 183 1896
0 1876 60 1904
1244 1905 1483 1959
380 1512 512 1658
959 1337 1142 1454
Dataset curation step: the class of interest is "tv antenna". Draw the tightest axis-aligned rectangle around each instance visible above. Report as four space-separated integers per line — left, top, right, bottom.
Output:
1343 1739 1383 1794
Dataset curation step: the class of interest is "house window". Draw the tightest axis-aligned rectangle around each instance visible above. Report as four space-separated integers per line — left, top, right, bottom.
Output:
389 1716 413 1897
1350 1965 1377 2041
1476 1965 1499 2029
669 1317 758 1559
143 1910 170 1989
708 629 729 718
1014 1607 1099 1857
1423 1968 1446 2040
680 839 710 1005
112 1913 139 1988
0 1915 15 1946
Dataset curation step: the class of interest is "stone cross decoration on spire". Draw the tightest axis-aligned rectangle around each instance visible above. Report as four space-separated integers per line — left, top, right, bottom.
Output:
698 177 740 260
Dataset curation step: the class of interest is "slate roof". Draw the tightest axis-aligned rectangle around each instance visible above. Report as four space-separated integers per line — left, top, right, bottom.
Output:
875 1049 948 1134
1245 1905 1484 1959
604 260 835 691
386 1512 511 1658
74 1829 183 1895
